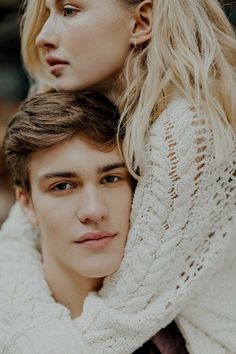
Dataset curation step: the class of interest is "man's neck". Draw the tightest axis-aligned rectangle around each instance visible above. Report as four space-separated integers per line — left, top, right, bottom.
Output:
42 256 103 319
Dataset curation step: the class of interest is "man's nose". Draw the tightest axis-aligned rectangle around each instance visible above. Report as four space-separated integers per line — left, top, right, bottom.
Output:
35 16 59 50
77 189 108 224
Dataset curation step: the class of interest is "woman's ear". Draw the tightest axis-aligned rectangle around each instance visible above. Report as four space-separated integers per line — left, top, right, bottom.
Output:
16 187 38 227
130 0 152 46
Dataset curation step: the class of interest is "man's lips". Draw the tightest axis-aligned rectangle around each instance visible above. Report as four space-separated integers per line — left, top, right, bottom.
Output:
74 232 117 248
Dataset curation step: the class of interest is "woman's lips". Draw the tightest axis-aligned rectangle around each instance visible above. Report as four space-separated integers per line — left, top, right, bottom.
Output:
45 56 69 77
50 63 68 77
74 232 117 249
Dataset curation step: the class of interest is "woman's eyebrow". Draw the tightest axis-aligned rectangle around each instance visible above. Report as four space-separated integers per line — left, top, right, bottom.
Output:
98 162 126 174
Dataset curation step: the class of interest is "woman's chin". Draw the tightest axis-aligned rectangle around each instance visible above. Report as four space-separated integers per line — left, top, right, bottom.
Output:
52 76 80 92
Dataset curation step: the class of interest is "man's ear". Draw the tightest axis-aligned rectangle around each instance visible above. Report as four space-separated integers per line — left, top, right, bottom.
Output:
130 0 152 46
16 187 38 227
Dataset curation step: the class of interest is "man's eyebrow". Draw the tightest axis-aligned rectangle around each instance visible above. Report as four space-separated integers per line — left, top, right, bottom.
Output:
38 172 77 183
98 162 126 174
37 163 127 183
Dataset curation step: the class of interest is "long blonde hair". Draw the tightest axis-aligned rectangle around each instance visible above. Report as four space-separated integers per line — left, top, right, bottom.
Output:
21 0 236 175
21 0 52 87
120 0 236 175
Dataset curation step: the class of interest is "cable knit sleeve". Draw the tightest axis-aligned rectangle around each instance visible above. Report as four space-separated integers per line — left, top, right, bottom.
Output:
73 97 236 353
1 97 235 353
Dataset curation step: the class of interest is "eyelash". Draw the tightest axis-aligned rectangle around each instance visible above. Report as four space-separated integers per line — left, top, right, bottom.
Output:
48 174 122 194
50 182 75 192
63 5 79 17
101 175 121 184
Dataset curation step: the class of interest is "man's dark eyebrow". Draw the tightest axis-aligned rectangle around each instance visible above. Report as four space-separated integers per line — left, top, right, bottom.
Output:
98 162 126 174
38 172 77 183
37 163 127 183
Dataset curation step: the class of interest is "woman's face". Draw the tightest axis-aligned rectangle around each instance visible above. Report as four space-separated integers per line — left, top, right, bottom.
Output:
36 0 133 95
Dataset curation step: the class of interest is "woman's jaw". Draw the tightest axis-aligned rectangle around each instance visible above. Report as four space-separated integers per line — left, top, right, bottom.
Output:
49 69 126 104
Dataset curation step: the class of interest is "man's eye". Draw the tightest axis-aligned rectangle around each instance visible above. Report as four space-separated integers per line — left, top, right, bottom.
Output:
51 182 74 191
63 6 78 17
102 175 120 184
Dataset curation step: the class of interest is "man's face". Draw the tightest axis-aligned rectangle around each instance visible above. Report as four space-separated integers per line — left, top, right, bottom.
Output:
18 135 133 283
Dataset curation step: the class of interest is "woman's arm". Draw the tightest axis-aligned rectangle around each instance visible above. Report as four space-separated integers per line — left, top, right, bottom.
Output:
73 97 236 353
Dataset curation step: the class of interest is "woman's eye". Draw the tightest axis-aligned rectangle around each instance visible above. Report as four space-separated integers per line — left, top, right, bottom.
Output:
102 175 120 184
63 6 78 17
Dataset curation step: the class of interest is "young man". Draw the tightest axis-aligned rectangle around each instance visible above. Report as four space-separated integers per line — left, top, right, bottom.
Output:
2 91 188 354
3 91 133 320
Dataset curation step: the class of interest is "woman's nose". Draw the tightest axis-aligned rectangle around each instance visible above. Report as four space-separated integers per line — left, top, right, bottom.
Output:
77 189 108 224
35 17 59 50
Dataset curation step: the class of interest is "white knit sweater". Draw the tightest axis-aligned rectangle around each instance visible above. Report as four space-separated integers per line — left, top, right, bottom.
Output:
0 97 236 354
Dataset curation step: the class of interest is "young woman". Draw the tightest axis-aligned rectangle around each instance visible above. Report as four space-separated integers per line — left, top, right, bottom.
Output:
1 0 236 353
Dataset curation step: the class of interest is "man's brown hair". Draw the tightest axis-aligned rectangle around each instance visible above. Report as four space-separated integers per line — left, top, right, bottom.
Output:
3 91 121 192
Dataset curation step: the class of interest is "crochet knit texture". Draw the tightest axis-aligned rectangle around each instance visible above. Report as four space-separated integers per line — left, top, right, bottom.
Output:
0 97 236 354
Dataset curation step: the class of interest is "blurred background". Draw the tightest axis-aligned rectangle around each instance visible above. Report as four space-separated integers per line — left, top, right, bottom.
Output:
0 0 236 226
0 0 29 225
